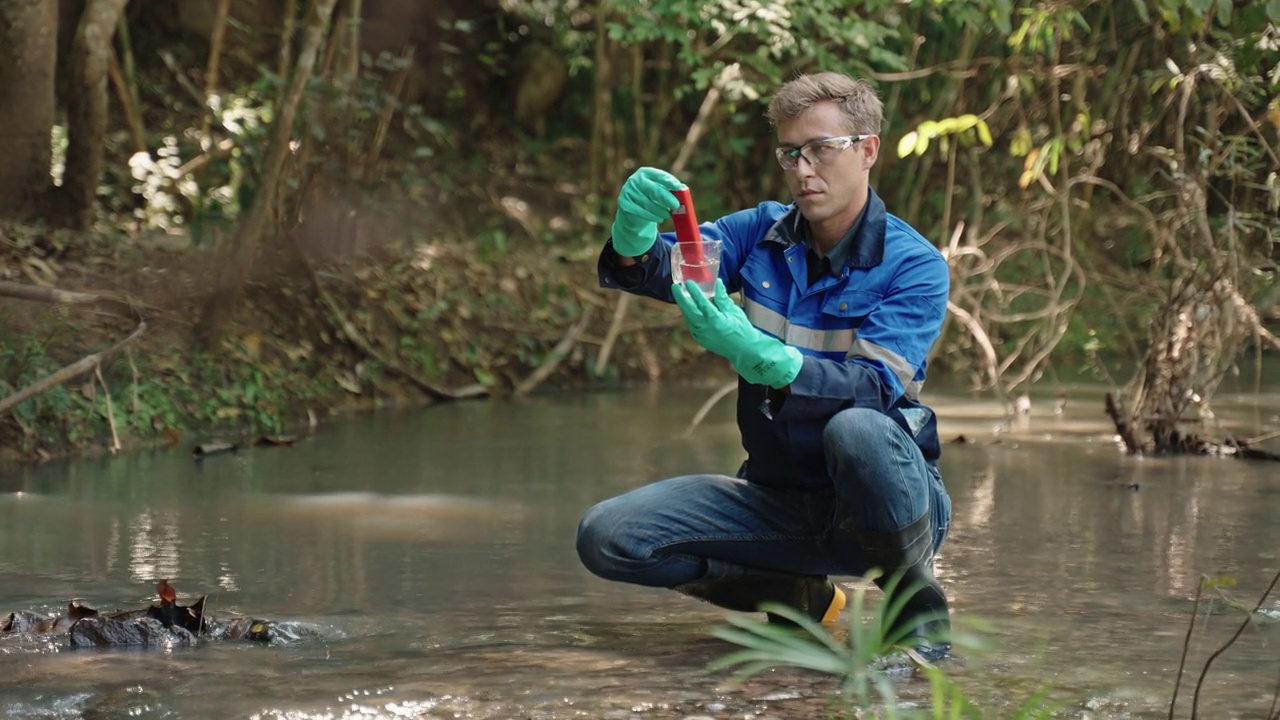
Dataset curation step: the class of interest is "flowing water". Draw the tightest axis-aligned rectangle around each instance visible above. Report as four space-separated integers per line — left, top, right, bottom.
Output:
1 377 1277 719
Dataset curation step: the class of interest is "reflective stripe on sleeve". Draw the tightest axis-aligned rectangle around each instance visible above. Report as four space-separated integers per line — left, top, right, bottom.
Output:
849 338 919 399
743 296 924 400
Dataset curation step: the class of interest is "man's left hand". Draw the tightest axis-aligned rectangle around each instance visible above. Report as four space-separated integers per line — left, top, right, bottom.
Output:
672 279 803 389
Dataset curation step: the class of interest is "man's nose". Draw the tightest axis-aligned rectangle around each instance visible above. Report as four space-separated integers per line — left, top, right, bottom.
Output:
795 154 818 177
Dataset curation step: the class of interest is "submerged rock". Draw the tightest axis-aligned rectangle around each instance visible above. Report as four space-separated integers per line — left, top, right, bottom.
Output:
3 580 316 649
69 615 197 648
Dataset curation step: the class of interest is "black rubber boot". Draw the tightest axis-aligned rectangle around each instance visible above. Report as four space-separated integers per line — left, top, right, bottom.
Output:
673 560 846 624
843 512 951 661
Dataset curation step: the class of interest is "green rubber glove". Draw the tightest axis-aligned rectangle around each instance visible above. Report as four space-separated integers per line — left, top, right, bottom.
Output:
611 167 685 257
672 279 804 389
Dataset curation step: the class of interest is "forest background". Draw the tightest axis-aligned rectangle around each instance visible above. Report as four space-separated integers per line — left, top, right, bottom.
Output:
0 0 1277 462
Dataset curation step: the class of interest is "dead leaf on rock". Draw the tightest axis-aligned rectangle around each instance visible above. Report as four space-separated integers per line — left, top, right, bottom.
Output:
156 579 177 604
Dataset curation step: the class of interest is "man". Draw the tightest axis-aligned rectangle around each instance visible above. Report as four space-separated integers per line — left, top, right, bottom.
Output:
576 72 952 656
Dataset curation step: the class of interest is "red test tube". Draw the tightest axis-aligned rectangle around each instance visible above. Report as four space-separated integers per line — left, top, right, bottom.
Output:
670 187 710 283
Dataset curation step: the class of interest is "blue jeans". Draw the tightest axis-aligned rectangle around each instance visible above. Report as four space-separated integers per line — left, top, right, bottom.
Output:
576 407 950 587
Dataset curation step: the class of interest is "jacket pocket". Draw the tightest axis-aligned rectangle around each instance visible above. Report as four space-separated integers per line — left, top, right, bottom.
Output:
739 255 790 307
820 290 879 324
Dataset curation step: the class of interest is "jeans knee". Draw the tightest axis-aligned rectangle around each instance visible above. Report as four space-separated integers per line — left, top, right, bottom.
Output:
575 504 611 577
823 407 890 460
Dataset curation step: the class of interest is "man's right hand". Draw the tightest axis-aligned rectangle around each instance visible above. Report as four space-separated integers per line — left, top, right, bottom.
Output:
611 167 685 257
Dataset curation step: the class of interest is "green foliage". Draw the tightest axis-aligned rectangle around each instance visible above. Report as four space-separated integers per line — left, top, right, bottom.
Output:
126 88 274 234
1007 5 1089 56
0 336 95 450
709 588 904 713
113 348 323 441
0 330 333 456
119 46 453 238
708 576 1058 718
608 0 903 95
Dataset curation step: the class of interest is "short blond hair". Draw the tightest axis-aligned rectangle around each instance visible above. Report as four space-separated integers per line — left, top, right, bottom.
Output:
766 72 883 135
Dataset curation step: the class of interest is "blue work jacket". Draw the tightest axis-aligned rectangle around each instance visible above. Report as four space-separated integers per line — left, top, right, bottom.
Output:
599 188 949 492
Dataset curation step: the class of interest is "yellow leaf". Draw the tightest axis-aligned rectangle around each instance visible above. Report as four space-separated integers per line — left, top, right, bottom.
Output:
913 132 930 157
897 131 918 158
955 114 980 132
216 407 242 419
976 120 993 147
1023 148 1041 171
1018 169 1035 189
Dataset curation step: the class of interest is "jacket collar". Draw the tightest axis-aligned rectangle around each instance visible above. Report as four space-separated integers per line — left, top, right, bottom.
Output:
761 187 887 270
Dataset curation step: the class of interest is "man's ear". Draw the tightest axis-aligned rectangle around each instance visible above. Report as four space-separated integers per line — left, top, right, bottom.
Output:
862 135 881 167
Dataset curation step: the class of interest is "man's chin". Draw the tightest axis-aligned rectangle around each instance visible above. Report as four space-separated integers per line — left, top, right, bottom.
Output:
795 196 829 219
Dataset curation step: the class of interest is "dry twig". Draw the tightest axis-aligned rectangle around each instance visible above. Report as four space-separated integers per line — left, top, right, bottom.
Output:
94 366 121 453
514 307 595 397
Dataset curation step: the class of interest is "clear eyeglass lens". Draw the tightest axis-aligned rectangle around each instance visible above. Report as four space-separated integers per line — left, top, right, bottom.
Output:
775 136 862 170
809 138 852 162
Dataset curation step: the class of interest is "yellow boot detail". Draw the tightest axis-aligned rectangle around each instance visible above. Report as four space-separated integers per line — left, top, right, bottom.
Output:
821 585 847 623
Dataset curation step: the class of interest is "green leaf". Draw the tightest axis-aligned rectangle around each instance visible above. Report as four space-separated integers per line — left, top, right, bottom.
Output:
1269 0 1280 22
1010 127 1033 157
1215 0 1231 24
1131 0 1150 22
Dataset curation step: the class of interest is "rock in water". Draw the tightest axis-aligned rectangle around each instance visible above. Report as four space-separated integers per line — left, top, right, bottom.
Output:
69 616 198 648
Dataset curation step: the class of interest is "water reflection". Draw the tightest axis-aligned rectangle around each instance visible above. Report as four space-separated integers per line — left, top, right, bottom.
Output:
127 510 183 584
0 383 1276 718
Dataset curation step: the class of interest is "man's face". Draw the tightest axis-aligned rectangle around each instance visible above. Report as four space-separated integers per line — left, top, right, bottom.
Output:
775 101 879 231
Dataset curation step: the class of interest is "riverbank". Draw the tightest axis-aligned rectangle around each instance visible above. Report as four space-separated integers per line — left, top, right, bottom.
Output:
0 221 717 465
4 218 1274 467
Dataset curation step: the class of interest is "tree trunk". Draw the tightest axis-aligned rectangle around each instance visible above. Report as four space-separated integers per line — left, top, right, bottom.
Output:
194 0 341 346
0 0 59 220
59 0 128 228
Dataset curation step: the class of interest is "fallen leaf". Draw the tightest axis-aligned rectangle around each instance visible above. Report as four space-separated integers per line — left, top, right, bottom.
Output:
157 579 177 604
